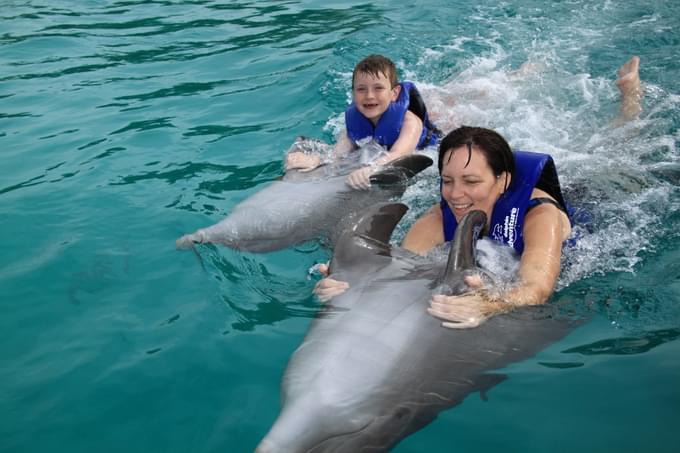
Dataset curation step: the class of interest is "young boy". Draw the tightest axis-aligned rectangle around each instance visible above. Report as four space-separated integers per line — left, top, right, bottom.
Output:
286 54 440 189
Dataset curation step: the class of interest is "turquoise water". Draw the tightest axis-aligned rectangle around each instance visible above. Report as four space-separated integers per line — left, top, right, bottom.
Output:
2 1 679 452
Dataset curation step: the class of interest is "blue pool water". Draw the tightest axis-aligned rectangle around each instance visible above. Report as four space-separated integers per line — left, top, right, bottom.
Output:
1 1 679 452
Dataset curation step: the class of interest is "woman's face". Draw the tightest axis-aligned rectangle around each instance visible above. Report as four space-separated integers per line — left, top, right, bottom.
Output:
440 145 509 223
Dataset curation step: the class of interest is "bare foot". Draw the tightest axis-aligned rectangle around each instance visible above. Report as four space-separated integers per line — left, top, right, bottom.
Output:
616 56 642 121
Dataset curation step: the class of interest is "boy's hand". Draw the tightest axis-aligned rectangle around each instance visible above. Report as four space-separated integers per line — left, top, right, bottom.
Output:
285 152 322 172
346 166 373 190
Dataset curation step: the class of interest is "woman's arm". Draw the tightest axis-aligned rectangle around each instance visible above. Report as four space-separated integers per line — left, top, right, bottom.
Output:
504 196 571 306
428 191 571 328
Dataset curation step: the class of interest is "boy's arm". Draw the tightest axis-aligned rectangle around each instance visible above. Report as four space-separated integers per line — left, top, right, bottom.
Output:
374 110 424 165
346 111 424 189
329 129 355 159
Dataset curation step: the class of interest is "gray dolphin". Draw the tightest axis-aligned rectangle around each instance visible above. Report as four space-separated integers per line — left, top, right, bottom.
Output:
255 203 577 452
175 154 432 253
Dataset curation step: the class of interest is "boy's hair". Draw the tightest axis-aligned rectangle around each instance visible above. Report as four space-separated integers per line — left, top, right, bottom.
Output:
352 54 399 88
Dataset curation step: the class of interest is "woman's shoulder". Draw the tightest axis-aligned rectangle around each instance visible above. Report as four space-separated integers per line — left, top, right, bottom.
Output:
527 189 572 241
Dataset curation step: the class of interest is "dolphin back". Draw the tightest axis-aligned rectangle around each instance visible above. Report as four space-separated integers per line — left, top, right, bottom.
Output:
255 204 578 453
175 154 432 253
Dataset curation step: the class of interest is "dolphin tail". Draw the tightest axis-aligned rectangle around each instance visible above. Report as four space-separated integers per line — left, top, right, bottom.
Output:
370 154 433 185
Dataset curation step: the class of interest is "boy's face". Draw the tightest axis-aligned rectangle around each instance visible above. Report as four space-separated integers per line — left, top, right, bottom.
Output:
352 71 401 125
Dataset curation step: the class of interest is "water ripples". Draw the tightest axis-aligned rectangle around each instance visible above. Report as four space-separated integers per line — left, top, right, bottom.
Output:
1 1 380 200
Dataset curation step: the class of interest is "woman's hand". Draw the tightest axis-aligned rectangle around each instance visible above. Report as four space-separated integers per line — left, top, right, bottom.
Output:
311 263 349 302
285 151 322 172
346 166 373 190
427 275 506 329
314 277 349 302
427 293 497 329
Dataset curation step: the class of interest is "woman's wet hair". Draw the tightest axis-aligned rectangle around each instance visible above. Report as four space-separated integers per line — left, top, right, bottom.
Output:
438 126 515 189
352 54 399 89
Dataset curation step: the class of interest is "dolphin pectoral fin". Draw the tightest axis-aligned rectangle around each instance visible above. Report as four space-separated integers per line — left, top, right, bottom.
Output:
348 202 408 245
473 373 508 402
370 154 433 186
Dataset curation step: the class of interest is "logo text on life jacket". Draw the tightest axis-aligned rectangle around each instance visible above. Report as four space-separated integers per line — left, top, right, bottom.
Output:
504 207 518 247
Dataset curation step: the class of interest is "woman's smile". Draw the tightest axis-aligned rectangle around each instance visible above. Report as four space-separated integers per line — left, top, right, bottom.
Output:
440 146 508 223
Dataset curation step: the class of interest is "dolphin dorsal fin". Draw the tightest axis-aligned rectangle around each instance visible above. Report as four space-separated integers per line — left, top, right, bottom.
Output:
440 210 487 288
370 154 433 185
330 203 408 271
351 202 408 243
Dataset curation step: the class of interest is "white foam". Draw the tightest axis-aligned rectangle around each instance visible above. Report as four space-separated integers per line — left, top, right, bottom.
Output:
324 46 676 289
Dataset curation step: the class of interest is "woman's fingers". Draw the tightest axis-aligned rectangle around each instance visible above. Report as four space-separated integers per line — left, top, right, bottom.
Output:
442 318 483 329
314 278 349 302
429 304 474 320
427 293 489 328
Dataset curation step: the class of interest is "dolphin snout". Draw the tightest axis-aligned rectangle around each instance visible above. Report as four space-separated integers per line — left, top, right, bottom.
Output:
253 439 276 453
175 229 207 250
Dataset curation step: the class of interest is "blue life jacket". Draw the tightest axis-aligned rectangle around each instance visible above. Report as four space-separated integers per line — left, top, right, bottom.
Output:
345 81 440 150
441 151 570 254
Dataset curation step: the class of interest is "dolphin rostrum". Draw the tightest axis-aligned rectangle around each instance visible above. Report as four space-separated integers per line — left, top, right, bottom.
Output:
175 153 432 253
255 203 577 452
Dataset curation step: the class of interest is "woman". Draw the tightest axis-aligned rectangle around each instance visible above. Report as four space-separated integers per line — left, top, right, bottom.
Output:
315 126 572 329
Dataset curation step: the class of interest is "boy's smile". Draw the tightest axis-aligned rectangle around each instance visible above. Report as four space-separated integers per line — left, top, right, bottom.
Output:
352 71 401 126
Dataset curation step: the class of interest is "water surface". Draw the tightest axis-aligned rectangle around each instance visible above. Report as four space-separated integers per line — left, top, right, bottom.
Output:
2 1 679 452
